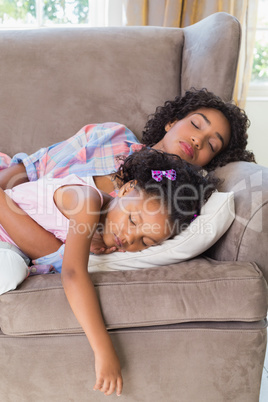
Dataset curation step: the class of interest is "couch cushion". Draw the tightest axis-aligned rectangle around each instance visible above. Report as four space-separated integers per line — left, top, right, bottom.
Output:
0 258 267 336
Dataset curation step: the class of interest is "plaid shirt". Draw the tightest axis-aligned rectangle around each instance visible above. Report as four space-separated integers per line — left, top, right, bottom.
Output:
7 122 143 273
10 122 143 181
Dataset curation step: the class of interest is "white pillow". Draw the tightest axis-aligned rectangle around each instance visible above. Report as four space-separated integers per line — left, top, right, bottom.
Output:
0 246 29 295
88 191 235 272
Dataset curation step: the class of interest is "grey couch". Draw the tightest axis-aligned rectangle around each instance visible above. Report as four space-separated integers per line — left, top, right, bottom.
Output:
0 12 267 402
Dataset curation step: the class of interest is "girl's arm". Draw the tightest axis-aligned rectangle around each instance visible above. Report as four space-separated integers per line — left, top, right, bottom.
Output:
0 188 62 258
54 185 123 397
0 163 29 189
0 187 115 258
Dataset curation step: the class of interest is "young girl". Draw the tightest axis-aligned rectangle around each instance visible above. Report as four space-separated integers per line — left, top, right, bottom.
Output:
0 148 218 396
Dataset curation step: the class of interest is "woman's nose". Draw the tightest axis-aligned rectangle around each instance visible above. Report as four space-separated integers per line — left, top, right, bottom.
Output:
191 135 203 149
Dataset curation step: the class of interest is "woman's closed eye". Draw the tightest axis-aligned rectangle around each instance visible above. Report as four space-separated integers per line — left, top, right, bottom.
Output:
191 118 217 152
209 142 215 152
191 121 199 129
209 138 222 153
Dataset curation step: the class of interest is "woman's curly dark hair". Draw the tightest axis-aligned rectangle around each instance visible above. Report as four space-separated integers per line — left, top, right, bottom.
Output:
114 148 219 234
142 88 256 171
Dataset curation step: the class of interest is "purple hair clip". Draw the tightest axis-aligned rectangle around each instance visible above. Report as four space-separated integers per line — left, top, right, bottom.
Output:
191 214 198 223
151 169 176 182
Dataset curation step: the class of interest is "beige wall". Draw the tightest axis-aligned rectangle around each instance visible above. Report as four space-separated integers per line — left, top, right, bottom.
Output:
245 99 268 168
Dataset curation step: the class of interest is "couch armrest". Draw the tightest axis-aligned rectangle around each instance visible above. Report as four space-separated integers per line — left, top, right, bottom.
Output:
206 162 268 283
182 12 241 100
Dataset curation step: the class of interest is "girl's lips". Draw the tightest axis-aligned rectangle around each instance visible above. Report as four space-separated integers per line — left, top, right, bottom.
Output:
180 142 194 159
114 233 123 248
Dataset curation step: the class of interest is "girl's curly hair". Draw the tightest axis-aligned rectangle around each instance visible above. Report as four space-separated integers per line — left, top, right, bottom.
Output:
114 148 219 234
142 88 256 171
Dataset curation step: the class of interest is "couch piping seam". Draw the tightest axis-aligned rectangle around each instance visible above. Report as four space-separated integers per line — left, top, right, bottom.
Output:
2 275 264 295
2 315 266 336
1 328 266 338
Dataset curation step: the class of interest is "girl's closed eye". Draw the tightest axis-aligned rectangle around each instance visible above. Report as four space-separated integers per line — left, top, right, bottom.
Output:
129 214 136 225
142 238 147 247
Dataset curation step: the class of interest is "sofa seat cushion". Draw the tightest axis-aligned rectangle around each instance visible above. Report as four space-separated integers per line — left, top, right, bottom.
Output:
0 257 267 336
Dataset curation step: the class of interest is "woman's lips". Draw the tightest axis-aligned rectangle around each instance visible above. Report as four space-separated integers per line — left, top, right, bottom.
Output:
114 233 123 248
180 142 194 159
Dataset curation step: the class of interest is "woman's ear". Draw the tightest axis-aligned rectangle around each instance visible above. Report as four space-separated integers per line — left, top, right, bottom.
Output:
165 120 177 132
117 180 137 197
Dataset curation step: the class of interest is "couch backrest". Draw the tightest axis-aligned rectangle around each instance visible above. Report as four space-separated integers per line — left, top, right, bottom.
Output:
0 12 240 156
0 27 183 155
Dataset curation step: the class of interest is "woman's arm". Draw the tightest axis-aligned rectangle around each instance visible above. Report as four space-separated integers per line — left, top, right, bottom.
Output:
0 163 29 190
0 188 62 259
55 185 123 397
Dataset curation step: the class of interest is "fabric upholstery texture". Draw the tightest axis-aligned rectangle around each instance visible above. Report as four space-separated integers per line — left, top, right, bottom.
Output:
182 12 240 100
207 161 268 283
0 12 267 402
0 27 183 156
0 258 267 337
0 13 240 158
0 323 266 402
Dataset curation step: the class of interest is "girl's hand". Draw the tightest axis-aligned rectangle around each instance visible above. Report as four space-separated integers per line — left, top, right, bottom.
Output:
90 230 124 254
56 185 123 396
90 230 116 254
94 348 123 396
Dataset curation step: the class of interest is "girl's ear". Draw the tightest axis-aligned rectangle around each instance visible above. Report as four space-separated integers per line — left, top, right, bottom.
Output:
118 180 137 197
165 120 177 132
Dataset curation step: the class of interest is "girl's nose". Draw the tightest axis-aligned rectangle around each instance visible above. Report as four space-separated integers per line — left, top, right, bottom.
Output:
124 231 135 246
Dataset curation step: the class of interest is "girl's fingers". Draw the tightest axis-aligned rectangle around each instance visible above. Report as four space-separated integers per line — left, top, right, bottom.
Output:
96 247 125 254
116 376 123 396
104 379 116 396
92 247 116 255
92 248 104 255
94 376 122 396
104 247 117 254
100 379 110 394
93 378 103 391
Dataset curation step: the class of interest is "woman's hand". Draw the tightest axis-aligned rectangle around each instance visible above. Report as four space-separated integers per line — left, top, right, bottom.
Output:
94 347 123 396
